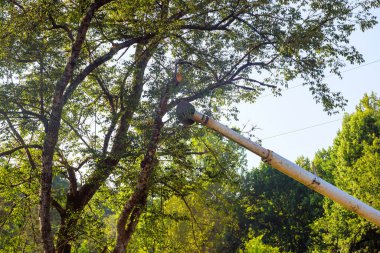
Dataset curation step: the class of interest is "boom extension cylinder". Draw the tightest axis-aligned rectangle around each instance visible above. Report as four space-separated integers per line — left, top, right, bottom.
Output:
176 101 380 227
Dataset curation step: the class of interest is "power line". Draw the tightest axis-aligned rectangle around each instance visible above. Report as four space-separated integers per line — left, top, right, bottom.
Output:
258 59 380 99
338 59 380 74
254 59 379 139
261 118 342 140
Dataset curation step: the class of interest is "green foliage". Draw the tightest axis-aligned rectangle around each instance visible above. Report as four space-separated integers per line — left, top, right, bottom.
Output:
0 157 41 252
127 187 239 252
311 93 380 252
240 232 281 253
1 0 380 251
240 160 324 252
114 130 246 252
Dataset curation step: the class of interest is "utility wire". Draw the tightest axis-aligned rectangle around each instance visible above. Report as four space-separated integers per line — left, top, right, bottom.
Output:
259 59 380 99
241 60 379 142
254 59 380 140
261 118 342 140
338 59 380 74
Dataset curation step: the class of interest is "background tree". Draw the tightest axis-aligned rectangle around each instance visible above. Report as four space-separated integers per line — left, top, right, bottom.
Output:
0 0 379 252
240 158 324 252
311 93 380 252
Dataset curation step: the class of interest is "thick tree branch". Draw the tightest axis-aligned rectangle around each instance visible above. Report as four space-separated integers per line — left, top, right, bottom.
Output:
62 35 155 105
113 85 170 253
48 14 74 42
51 199 66 218
0 144 42 157
41 1 115 252
56 41 159 252
75 40 160 207
13 101 49 131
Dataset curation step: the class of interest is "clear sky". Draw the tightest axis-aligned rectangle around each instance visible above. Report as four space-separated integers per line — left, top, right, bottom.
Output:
236 8 380 169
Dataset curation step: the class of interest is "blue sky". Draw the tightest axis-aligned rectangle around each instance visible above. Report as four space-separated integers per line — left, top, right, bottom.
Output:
237 9 380 169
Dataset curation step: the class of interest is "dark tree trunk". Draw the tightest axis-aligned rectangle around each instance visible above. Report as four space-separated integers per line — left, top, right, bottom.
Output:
39 1 114 252
55 43 156 251
113 86 170 253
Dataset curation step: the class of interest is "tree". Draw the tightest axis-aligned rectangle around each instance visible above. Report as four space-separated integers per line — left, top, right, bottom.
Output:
0 0 379 252
311 93 380 252
90 128 246 252
240 233 281 253
240 158 324 252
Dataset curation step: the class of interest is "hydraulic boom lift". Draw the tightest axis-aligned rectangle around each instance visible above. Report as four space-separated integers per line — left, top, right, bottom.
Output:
176 101 380 227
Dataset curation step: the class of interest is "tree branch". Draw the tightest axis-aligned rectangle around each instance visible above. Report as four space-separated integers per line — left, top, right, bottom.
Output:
0 144 42 157
13 101 49 131
0 110 38 170
94 75 116 113
76 41 159 208
57 150 79 197
61 117 92 151
113 86 169 252
41 1 115 252
51 198 66 217
62 34 155 105
8 0 25 12
48 14 74 41
102 113 120 155
232 78 277 88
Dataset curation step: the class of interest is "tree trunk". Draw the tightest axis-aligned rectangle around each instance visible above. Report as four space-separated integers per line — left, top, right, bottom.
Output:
113 86 170 253
55 43 156 251
41 104 64 253
56 207 80 253
39 2 114 251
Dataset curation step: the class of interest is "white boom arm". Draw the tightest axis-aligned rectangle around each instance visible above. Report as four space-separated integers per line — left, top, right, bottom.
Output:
176 101 380 227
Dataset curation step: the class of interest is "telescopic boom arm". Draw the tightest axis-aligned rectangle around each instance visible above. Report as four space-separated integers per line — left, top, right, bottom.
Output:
176 101 380 227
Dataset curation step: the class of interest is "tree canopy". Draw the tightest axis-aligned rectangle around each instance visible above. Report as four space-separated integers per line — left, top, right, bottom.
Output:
312 93 380 252
0 0 379 252
240 158 324 252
